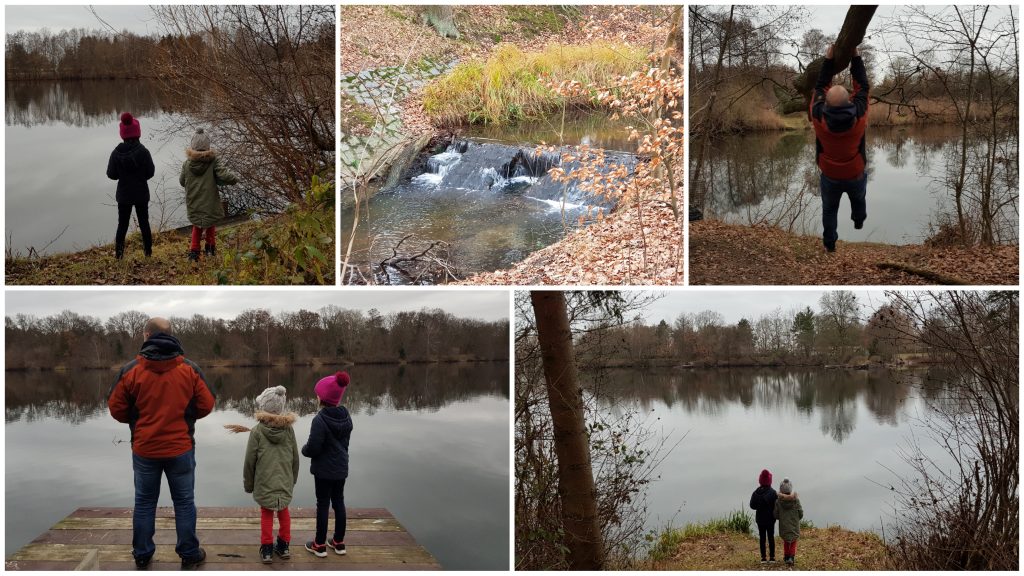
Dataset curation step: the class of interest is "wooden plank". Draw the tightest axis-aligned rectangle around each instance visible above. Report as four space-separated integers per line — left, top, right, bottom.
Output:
9 544 439 566
53 517 402 532
33 528 417 547
69 507 392 520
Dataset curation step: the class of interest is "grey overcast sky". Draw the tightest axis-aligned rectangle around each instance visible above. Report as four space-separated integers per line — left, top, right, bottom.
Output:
4 290 510 323
641 290 894 325
5 5 158 35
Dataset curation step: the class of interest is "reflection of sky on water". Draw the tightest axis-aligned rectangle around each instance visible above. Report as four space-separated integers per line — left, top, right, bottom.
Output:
5 365 510 570
585 368 953 534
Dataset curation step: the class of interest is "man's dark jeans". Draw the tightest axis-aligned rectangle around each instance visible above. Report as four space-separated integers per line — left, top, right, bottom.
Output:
820 172 867 250
132 448 201 562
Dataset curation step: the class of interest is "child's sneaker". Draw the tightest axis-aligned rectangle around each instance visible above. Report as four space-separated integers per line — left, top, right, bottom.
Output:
305 541 328 558
275 537 291 559
259 544 274 564
329 538 346 555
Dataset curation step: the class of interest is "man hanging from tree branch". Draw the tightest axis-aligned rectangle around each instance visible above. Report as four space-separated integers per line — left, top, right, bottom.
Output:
810 43 870 253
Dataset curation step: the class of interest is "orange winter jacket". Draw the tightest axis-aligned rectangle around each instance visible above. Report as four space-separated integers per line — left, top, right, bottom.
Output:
810 55 870 181
108 333 216 459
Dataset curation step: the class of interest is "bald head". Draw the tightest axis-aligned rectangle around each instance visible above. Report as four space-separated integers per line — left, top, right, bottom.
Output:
826 85 850 108
143 317 172 339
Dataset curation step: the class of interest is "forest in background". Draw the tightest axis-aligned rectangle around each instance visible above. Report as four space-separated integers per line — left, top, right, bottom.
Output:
588 291 931 367
5 307 509 370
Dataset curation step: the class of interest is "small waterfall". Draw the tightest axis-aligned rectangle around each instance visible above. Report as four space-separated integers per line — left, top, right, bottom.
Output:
407 138 635 212
413 142 465 186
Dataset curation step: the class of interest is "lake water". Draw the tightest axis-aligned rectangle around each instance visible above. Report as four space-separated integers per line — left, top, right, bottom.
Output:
5 80 192 255
583 367 955 535
700 125 1019 244
5 363 510 570
340 113 636 283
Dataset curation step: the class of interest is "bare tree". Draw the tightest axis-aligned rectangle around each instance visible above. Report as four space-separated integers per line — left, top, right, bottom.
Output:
529 291 604 570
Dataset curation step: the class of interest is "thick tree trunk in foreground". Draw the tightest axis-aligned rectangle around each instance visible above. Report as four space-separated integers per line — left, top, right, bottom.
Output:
791 6 878 108
530 291 604 570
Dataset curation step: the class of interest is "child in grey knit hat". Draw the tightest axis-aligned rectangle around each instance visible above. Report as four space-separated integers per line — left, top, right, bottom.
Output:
242 386 299 564
773 477 804 566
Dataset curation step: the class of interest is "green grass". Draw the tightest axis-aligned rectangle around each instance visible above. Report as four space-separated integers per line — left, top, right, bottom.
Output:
649 510 753 562
422 41 646 126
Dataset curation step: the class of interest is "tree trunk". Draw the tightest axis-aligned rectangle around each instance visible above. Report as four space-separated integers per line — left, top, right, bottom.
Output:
690 6 735 211
791 6 878 108
530 291 604 570
420 6 460 39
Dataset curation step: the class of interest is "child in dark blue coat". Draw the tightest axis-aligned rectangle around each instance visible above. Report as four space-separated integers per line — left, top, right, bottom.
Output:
750 468 778 563
302 371 353 557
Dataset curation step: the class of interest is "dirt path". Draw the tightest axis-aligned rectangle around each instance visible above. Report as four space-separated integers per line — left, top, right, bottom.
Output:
653 526 887 571
689 220 1019 285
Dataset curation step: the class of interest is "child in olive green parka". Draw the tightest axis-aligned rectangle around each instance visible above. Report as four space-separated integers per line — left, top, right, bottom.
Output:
243 386 299 564
773 478 804 566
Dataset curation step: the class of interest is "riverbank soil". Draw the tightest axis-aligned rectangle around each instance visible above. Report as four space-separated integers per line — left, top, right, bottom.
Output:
652 526 887 571
690 220 1018 285
465 200 682 285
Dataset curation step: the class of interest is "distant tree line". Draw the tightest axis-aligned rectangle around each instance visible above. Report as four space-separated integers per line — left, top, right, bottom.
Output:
580 291 942 366
6 28 173 80
5 306 509 369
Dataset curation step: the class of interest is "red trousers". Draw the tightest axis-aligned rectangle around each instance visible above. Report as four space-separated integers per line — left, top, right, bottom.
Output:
784 539 798 557
189 226 216 251
260 507 291 545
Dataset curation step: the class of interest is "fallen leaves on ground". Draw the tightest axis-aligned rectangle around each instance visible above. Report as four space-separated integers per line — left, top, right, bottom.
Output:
690 220 1018 285
652 526 888 571
464 200 683 285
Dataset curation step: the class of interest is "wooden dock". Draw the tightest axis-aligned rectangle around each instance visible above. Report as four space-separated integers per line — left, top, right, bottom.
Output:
6 507 440 571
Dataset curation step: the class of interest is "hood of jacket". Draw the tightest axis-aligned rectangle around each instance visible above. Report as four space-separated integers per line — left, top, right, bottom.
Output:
185 148 216 176
137 332 184 372
318 405 352 439
112 139 145 168
255 411 297 439
753 485 775 501
824 102 857 133
777 492 800 508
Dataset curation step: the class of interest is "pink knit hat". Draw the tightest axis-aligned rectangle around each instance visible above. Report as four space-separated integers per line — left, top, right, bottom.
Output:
119 112 141 139
315 371 350 406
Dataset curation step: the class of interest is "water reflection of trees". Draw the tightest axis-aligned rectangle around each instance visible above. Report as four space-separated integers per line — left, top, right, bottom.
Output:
5 363 509 424
702 126 1017 243
5 80 176 128
585 368 932 444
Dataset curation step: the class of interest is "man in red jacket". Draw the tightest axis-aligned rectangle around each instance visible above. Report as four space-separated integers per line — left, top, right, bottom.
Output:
108 317 216 570
810 44 870 252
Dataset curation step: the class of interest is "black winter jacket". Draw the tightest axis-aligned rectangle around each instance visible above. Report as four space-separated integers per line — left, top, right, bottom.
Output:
750 485 778 526
301 405 352 480
107 139 156 204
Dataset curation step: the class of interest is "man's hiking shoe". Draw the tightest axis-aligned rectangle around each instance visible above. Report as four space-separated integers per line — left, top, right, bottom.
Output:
760 558 767 564
180 548 206 571
204 245 216 258
260 543 274 564
134 554 152 570
187 250 200 262
275 537 291 559
305 541 328 558
768 557 776 563
329 538 346 555
854 219 864 230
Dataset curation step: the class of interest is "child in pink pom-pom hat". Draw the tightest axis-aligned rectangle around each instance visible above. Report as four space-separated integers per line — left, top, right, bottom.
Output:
301 371 353 558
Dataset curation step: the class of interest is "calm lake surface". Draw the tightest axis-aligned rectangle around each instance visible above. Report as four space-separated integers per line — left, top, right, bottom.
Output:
5 363 510 570
702 125 1019 244
340 113 636 283
584 367 955 535
5 80 192 255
